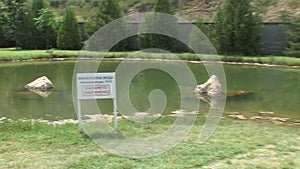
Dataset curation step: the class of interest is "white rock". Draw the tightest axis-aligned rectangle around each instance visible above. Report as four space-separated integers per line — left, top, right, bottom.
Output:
228 114 247 120
194 75 222 95
25 76 55 91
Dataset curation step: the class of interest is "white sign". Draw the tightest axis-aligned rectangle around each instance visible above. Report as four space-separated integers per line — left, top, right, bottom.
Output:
76 73 118 131
77 73 116 100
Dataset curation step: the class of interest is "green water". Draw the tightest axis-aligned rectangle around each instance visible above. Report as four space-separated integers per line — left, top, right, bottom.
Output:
0 60 299 120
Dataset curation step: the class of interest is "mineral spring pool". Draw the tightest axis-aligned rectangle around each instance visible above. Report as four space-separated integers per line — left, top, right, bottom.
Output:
0 60 299 120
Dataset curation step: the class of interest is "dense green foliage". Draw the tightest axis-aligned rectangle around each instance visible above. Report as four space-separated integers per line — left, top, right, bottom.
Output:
85 0 122 37
0 0 298 55
154 0 173 14
14 0 56 49
15 1 38 49
0 0 26 47
35 8 58 49
85 0 130 51
214 0 262 56
138 0 178 52
284 16 300 58
57 7 82 50
1 0 76 49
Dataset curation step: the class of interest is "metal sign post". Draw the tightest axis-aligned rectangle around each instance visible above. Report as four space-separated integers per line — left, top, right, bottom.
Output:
76 73 117 132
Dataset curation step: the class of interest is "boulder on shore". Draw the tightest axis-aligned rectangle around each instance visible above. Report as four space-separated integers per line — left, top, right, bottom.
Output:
194 75 222 95
24 76 55 91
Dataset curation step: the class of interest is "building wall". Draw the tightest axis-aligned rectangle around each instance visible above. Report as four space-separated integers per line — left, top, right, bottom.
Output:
260 23 288 55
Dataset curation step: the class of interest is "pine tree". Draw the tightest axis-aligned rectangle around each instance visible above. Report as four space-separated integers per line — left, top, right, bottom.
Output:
138 0 178 52
284 16 300 58
154 0 174 15
214 0 262 56
85 0 130 51
57 7 82 50
85 0 122 37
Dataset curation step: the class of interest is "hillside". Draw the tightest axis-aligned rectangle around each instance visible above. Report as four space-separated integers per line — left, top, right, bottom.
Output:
51 0 300 21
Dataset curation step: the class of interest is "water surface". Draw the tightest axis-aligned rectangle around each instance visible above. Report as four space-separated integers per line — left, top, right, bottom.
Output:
0 60 299 120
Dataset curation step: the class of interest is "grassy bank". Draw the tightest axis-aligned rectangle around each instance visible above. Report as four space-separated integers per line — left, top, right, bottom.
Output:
0 48 300 66
0 116 299 169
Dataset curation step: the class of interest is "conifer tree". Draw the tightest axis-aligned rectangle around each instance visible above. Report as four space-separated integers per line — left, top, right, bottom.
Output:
85 0 130 51
138 0 178 52
57 7 82 50
284 16 300 58
85 0 122 37
214 0 262 56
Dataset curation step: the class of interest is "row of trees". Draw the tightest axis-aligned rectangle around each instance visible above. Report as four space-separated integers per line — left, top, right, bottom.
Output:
0 0 299 56
139 0 262 56
0 0 81 50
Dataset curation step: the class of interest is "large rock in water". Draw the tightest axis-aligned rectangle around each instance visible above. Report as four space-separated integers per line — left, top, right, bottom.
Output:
24 76 55 91
194 75 222 95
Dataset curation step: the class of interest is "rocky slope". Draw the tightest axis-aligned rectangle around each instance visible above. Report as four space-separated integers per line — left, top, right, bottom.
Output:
124 0 300 21
52 0 300 22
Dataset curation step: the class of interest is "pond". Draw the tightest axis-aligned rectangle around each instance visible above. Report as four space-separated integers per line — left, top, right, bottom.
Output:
0 60 299 121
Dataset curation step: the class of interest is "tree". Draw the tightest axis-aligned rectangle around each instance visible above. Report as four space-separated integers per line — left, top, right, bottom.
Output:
15 0 49 49
15 3 37 49
57 7 82 50
214 0 262 56
284 16 300 58
138 0 178 52
154 0 174 14
85 0 122 37
35 8 58 49
85 0 130 51
31 0 47 17
0 0 26 47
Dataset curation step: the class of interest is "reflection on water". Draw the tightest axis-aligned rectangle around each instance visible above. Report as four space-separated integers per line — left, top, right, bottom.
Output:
0 60 299 120
27 88 54 97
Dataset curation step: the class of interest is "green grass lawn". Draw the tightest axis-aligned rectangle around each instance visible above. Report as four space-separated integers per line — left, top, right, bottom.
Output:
0 48 300 66
1 116 299 169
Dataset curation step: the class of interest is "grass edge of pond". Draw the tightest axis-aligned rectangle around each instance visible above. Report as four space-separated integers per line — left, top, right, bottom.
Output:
0 49 300 66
